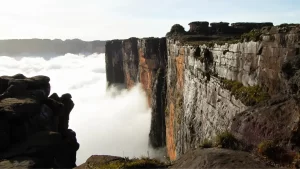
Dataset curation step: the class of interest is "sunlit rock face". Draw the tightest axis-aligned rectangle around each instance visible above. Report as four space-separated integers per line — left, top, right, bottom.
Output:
105 24 300 162
165 25 300 160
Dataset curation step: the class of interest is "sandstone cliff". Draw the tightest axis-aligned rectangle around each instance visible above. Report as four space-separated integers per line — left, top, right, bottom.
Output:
106 38 167 149
0 39 105 56
0 74 79 168
105 22 300 167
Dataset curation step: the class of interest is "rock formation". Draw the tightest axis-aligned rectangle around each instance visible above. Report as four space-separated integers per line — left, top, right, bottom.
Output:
0 39 105 57
105 22 300 167
170 148 272 168
106 37 167 149
0 74 79 168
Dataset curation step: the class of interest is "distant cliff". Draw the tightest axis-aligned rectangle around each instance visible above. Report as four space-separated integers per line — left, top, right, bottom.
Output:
0 39 105 56
105 21 300 167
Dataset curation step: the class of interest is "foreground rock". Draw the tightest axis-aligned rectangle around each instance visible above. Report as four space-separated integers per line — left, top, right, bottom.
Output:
76 155 169 169
170 148 273 169
231 95 300 152
0 74 79 168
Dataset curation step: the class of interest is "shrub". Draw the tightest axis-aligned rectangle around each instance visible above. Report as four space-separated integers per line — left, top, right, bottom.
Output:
125 157 167 168
200 139 213 148
221 79 270 106
215 131 240 150
166 24 186 37
92 157 168 169
257 140 286 162
241 29 262 42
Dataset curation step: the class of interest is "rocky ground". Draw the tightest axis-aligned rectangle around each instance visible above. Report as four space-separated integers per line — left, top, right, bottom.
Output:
0 74 79 168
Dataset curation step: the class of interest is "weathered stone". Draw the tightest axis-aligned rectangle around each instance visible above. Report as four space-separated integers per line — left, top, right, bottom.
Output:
170 148 273 169
0 97 41 120
105 23 300 165
59 93 74 134
0 75 78 168
231 96 300 151
0 156 39 169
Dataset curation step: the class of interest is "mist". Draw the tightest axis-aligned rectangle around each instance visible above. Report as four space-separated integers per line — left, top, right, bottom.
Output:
0 53 157 165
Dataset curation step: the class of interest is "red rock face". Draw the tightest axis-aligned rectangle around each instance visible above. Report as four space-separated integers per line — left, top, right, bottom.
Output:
137 39 167 148
138 48 154 106
166 102 176 161
165 46 185 161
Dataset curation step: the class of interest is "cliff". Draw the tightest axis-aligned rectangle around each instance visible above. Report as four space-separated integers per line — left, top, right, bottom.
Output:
106 22 300 167
0 74 79 168
106 38 167 149
0 39 105 56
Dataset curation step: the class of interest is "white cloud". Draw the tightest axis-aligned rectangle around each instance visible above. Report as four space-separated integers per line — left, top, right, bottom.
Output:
0 53 155 165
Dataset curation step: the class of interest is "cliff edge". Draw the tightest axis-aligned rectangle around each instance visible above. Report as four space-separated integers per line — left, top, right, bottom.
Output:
0 74 79 168
105 22 300 168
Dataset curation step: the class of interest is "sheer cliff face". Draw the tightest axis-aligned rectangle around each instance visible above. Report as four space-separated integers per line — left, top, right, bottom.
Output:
165 26 300 160
105 25 300 161
105 38 167 149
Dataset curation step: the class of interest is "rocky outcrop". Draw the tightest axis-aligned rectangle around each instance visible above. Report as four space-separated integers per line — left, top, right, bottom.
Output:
165 24 300 160
75 155 168 169
231 95 300 151
0 39 105 57
170 148 273 169
105 38 167 149
105 23 300 166
0 74 79 168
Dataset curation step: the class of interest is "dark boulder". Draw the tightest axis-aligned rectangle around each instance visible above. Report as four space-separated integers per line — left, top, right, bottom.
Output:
0 74 79 168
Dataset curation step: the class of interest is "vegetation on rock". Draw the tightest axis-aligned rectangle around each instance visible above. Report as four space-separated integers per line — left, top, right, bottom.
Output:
221 79 270 106
166 24 186 37
200 139 213 148
240 29 262 42
215 131 240 150
257 140 298 165
85 156 168 169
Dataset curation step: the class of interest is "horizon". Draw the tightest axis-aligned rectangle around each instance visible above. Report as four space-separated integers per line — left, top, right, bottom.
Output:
1 0 299 41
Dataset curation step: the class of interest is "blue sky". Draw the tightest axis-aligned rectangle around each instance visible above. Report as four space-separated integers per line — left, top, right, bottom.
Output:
0 0 298 40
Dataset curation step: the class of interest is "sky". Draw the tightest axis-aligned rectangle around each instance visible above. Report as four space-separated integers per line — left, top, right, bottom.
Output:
0 0 299 41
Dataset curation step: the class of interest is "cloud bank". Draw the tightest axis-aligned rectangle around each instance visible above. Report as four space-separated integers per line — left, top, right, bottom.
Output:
0 53 155 165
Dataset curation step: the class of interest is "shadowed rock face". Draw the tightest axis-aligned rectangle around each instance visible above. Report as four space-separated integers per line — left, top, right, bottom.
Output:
105 38 167 149
0 74 79 168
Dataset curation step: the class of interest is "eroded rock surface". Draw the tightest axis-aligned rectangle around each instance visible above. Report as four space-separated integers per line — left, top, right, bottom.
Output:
0 74 79 168
231 95 300 151
170 148 273 169
105 23 300 166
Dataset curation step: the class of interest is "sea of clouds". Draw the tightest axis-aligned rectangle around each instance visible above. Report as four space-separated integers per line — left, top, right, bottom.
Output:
0 53 157 165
